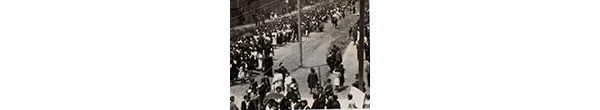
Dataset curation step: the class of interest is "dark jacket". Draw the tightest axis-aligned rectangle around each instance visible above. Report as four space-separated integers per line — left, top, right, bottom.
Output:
311 98 326 109
275 67 288 74
326 100 341 109
334 51 342 64
263 57 274 77
307 72 319 88
338 68 346 85
286 91 300 101
258 83 270 95
241 100 255 110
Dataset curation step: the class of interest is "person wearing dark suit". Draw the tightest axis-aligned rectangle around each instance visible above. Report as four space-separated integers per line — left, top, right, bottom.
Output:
338 65 346 87
241 95 256 110
311 94 326 109
257 78 270 109
275 62 288 75
326 52 335 72
326 95 341 109
334 49 342 66
263 55 274 77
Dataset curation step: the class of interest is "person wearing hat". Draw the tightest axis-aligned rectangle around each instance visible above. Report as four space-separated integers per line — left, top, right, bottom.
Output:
241 95 256 110
275 62 288 75
326 95 341 109
257 77 271 109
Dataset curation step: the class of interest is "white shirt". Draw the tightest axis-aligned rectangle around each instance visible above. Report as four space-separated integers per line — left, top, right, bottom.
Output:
290 102 297 110
348 99 357 108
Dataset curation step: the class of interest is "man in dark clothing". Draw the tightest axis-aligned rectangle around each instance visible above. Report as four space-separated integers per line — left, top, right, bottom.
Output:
352 74 366 92
231 63 238 85
326 95 341 109
334 48 343 67
286 89 300 102
241 95 255 110
263 55 274 77
332 17 338 28
311 94 326 109
275 63 288 75
326 52 335 73
307 67 320 94
338 65 346 87
279 97 291 110
257 78 271 109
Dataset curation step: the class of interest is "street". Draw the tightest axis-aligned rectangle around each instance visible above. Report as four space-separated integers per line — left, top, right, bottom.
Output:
230 5 370 109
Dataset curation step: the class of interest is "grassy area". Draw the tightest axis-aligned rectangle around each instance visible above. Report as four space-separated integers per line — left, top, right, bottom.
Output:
329 33 352 54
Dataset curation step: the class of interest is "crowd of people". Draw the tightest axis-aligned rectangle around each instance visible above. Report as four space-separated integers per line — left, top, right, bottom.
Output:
231 0 370 110
230 0 357 85
231 67 370 110
244 0 325 26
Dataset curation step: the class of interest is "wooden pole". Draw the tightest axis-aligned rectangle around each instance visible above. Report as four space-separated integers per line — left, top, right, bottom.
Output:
298 0 303 67
357 0 365 91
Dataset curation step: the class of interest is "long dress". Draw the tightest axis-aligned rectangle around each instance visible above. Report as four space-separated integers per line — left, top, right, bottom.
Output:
237 64 247 80
307 73 319 88
272 73 284 91
256 53 263 70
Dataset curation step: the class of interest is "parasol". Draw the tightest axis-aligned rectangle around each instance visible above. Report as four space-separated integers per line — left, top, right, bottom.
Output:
243 33 254 37
238 42 251 48
350 86 365 109
263 93 285 101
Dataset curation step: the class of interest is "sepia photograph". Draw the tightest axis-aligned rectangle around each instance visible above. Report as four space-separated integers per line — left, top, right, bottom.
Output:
230 0 370 109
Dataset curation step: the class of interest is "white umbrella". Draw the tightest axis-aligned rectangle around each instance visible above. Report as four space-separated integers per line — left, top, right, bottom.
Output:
350 86 365 109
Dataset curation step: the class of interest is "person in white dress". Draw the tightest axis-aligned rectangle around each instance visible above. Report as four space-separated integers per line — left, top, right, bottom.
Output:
331 69 341 90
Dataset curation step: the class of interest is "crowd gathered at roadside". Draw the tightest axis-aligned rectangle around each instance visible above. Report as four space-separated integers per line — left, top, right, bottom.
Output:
231 0 371 110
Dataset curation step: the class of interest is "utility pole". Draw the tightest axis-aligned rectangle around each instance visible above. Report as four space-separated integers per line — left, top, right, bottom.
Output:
357 0 365 91
298 0 303 67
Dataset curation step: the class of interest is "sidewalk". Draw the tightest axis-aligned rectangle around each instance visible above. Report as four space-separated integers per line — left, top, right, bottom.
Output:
335 41 371 110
